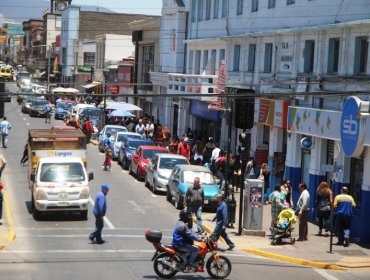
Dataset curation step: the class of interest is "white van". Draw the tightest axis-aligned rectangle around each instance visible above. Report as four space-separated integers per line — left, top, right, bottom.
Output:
73 104 96 121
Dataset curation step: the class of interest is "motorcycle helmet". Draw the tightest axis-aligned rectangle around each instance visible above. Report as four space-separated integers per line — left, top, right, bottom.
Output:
179 209 192 223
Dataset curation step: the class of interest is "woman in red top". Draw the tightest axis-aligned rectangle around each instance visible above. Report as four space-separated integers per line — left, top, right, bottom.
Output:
169 135 179 154
177 137 190 159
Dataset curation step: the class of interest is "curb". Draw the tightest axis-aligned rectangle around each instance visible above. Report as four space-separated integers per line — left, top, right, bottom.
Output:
243 248 347 270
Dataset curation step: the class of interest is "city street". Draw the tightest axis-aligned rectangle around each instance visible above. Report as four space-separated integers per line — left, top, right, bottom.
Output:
0 82 368 279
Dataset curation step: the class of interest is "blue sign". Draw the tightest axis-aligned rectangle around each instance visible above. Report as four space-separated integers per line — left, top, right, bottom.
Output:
300 137 313 150
340 96 364 157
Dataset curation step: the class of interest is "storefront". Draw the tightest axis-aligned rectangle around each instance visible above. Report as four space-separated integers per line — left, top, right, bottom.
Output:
286 99 370 242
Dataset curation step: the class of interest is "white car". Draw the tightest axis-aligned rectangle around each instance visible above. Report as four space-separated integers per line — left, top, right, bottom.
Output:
145 153 190 194
112 132 142 160
98 125 128 152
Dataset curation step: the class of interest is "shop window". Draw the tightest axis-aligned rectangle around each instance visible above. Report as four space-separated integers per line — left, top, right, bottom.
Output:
350 153 364 208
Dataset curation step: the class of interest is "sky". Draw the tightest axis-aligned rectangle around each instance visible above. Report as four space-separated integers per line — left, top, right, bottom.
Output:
72 0 162 15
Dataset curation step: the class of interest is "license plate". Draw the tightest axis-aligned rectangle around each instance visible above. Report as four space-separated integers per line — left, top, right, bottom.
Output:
58 202 69 207
204 200 208 204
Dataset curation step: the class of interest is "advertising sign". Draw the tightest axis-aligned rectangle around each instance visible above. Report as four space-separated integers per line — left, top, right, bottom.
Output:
340 96 365 157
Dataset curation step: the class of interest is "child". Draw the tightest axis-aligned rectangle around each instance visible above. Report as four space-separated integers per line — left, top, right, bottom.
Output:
103 146 112 171
277 217 290 230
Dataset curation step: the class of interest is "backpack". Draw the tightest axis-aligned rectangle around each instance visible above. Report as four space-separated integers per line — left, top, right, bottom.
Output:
84 121 93 133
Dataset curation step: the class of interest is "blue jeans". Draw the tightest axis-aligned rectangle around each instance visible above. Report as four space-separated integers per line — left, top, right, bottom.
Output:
90 215 104 242
188 207 203 232
211 223 234 246
179 243 199 265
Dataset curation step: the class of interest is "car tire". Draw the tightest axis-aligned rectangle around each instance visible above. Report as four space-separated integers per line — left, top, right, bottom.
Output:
136 167 141 180
174 193 183 210
152 180 157 194
145 175 150 188
80 210 88 220
166 187 172 202
129 163 133 175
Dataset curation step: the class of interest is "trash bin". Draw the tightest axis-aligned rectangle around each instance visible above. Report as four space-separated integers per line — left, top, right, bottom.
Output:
226 199 236 226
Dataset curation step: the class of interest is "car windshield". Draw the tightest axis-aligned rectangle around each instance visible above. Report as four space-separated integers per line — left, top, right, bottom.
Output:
106 127 127 134
83 109 100 118
20 88 32 93
126 141 151 150
143 149 169 159
40 163 86 183
159 158 189 169
117 134 141 142
58 102 74 109
33 100 48 106
183 171 215 184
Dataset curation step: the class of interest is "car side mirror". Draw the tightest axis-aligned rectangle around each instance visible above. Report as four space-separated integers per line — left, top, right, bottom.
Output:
88 172 94 181
30 173 36 182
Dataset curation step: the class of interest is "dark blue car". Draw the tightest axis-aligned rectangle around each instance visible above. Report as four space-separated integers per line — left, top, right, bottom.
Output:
54 100 75 120
117 137 156 169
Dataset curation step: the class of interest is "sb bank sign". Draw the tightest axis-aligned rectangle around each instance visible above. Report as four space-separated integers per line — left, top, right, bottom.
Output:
340 96 366 157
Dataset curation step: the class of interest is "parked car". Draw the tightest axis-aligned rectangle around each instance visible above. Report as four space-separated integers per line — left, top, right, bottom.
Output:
145 154 190 194
21 97 35 113
129 146 169 180
98 125 128 152
167 165 221 211
54 100 76 120
118 137 155 169
29 99 49 117
111 132 143 160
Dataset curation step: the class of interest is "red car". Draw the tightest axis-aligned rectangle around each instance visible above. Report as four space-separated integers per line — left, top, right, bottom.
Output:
129 146 169 180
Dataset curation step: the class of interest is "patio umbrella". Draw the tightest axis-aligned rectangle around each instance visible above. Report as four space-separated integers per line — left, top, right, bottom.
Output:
106 102 142 111
65 87 79 93
108 110 134 118
52 87 67 93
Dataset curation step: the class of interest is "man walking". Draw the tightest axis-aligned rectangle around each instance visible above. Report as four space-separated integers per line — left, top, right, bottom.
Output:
89 184 110 244
45 101 52 123
334 186 356 247
211 194 235 250
296 183 310 241
0 117 11 148
185 177 204 233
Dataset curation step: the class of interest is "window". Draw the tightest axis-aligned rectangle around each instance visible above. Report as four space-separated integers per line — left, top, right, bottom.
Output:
350 153 364 208
233 45 241 71
195 50 201 74
219 48 225 66
213 0 219 18
252 0 258 12
237 0 243 15
205 0 211 20
83 52 95 65
203 50 209 71
268 0 276 9
287 0 295 5
222 0 227 17
197 0 203 21
304 40 315 73
248 44 256 72
354 37 369 75
141 45 155 90
264 43 273 73
327 38 340 74
191 0 196 22
188 50 194 74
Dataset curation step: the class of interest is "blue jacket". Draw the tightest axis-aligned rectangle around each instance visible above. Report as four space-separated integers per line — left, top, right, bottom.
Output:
215 201 228 227
103 135 112 149
93 190 107 217
334 194 356 217
172 221 201 247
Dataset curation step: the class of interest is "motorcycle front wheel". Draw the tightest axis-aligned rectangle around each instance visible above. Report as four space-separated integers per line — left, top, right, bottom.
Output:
206 255 232 279
153 252 178 279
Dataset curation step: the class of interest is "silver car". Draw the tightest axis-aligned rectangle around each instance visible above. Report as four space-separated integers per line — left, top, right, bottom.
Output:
145 153 190 194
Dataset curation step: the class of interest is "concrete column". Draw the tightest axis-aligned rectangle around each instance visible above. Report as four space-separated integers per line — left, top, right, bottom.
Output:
177 99 189 137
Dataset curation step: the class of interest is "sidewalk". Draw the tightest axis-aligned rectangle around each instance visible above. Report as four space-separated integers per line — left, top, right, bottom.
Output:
200 190 370 270
0 190 16 251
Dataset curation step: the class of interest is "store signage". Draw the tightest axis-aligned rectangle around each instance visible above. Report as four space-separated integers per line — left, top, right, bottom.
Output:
300 137 313 150
77 66 92 73
107 85 119 94
340 96 365 157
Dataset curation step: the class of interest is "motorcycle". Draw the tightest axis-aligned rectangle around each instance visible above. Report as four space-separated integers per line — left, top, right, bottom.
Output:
145 229 232 279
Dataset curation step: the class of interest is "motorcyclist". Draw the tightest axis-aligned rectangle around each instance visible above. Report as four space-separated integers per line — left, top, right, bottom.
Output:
172 209 203 271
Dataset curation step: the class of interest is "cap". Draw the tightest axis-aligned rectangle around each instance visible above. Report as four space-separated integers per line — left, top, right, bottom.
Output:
101 184 110 189
183 137 188 142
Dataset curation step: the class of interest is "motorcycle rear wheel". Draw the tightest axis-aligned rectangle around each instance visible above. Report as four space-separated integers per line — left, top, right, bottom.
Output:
153 252 178 279
206 255 232 279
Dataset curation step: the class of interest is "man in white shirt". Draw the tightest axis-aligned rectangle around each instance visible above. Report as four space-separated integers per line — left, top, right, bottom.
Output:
135 119 145 138
0 117 12 148
296 183 310 241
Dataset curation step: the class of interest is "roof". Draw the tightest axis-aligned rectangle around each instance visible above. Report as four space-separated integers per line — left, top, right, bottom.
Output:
140 146 169 151
175 165 211 172
39 157 84 163
157 154 188 159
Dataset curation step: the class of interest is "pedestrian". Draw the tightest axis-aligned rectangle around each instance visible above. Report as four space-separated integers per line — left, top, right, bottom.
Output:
45 101 52 123
211 194 235 250
334 186 356 247
244 157 256 179
89 184 110 244
260 163 270 194
169 135 180 154
281 179 293 208
202 137 216 164
82 117 93 143
0 117 12 148
270 184 286 229
185 177 204 233
232 155 242 192
178 137 190 159
20 143 28 166
296 183 310 241
66 115 79 128
0 154 6 179
103 146 112 171
145 118 155 140
191 140 203 165
135 119 146 138
210 143 221 170
315 181 333 236
215 151 226 188
0 181 3 225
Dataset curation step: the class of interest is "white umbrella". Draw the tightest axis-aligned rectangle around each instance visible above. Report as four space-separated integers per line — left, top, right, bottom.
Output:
52 87 67 93
106 102 142 111
65 87 79 93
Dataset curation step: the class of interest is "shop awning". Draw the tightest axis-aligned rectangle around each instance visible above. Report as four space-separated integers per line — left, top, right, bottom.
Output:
81 81 101 89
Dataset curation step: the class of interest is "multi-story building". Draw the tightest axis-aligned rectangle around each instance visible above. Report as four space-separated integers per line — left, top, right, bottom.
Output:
22 19 43 70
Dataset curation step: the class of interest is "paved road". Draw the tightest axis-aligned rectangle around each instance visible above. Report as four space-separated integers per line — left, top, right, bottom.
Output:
0 82 369 279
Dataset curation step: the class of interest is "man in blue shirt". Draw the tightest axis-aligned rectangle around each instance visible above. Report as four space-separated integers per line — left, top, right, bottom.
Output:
0 117 12 148
211 194 235 250
45 102 52 123
89 184 110 244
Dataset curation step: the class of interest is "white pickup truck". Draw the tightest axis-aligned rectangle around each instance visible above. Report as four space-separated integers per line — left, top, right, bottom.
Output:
28 129 94 220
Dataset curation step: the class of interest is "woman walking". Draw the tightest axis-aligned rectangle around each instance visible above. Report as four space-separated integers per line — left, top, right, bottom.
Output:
315 181 333 236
